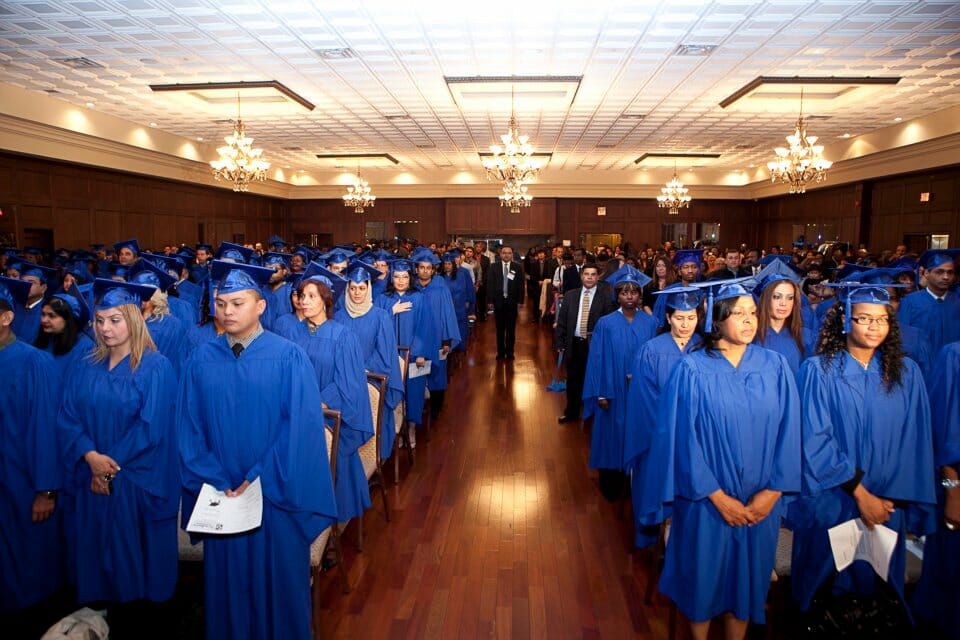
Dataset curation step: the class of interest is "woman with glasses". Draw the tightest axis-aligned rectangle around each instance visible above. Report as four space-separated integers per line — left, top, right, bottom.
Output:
645 279 800 640
786 282 936 619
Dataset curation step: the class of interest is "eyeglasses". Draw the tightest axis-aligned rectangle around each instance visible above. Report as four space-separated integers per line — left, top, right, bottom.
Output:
851 315 889 326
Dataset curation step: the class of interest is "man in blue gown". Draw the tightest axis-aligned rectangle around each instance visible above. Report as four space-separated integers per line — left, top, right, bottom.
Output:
0 276 63 618
13 262 57 343
897 249 960 356
411 248 460 420
177 261 338 640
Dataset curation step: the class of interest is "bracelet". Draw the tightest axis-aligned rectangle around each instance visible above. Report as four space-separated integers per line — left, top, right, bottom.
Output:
941 478 960 490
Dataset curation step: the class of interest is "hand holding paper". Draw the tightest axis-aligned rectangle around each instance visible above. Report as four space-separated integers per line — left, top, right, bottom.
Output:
827 518 898 582
186 477 263 535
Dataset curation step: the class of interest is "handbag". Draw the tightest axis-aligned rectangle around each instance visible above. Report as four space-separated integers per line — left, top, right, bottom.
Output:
801 574 910 638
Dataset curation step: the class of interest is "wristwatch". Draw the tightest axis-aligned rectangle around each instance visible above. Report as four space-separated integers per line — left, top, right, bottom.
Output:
941 478 960 490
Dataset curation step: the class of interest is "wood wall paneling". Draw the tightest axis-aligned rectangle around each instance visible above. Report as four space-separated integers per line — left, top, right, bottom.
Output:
56 207 90 248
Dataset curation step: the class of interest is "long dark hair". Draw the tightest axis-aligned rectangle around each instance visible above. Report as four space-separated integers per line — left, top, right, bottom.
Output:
694 296 746 357
756 280 806 357
443 260 459 281
651 255 676 288
32 296 80 356
816 303 905 390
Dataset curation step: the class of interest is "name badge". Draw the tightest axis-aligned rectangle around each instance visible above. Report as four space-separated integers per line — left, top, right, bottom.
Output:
507 271 515 280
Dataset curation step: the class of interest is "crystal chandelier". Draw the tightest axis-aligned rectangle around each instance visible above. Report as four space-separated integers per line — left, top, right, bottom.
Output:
210 94 270 192
499 180 532 214
767 89 833 194
656 164 692 215
342 168 376 213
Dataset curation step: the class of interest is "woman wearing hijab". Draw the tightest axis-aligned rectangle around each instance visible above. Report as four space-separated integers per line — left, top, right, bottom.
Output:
624 286 701 547
786 282 936 619
753 260 815 376
277 274 373 524
375 259 433 448
440 250 475 353
57 278 178 633
34 292 94 376
334 262 404 460
582 265 657 501
645 279 801 639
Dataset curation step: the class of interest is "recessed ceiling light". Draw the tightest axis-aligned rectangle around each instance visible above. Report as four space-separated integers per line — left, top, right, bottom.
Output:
841 133 850 138
85 101 94 107
196 136 203 141
894 117 902 122
149 122 158 127
748 164 755 168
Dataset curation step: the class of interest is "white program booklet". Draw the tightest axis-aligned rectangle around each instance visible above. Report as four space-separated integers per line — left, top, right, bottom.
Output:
186 477 263 534
409 360 431 378
827 518 898 582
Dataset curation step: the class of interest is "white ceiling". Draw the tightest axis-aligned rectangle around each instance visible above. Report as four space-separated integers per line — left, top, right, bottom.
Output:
0 0 959 193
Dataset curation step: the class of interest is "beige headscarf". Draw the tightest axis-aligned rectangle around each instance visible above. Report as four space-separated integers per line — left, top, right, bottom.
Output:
345 281 373 318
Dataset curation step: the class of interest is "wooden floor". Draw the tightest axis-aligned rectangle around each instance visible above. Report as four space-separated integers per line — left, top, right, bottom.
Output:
312 303 673 640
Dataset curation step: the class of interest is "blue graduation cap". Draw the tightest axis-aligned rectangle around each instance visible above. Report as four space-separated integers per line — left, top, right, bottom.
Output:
672 249 703 267
93 278 156 310
918 249 960 270
90 244 105 251
441 251 459 263
390 258 415 275
333 244 357 253
607 264 652 296
824 281 902 333
756 254 792 267
320 248 352 267
651 285 702 328
830 262 869 282
129 258 176 292
52 290 90 326
266 235 287 250
262 252 292 269
19 263 58 284
113 238 141 256
853 268 905 286
346 261 381 284
211 260 273 294
411 247 440 266
23 246 44 256
302 261 347 300
885 256 917 273
369 248 394 263
65 261 93 285
194 244 212 253
143 252 185 278
445 247 463 259
690 276 758 332
755 258 802 296
214 242 254 263
107 263 130 280
0 275 31 310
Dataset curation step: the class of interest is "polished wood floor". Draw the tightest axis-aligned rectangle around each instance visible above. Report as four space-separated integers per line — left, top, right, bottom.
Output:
312 302 672 640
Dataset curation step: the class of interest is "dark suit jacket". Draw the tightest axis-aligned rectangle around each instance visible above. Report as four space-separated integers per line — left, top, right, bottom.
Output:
543 257 560 282
706 265 752 280
561 265 582 293
554 284 617 353
486 260 525 307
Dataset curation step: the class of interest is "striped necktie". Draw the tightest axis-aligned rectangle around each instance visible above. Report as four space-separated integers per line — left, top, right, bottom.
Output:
579 289 591 336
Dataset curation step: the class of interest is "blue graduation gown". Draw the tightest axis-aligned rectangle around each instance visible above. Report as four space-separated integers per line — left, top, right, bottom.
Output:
624 332 700 547
0 340 63 610
441 272 475 352
913 341 960 636
756 326 815 377
372 277 388 299
898 288 960 356
416 277 461 391
167 294 196 329
583 309 657 470
146 314 189 375
653 345 801 624
12 299 42 343
899 322 932 381
43 332 94 378
58 350 178 603
333 305 404 458
277 319 373 522
375 290 432 426
176 279 203 324
786 353 936 612
261 282 293 331
178 332 337 640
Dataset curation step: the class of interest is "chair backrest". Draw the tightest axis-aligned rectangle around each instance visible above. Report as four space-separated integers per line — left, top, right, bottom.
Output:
398 345 410 384
323 408 342 485
366 372 387 439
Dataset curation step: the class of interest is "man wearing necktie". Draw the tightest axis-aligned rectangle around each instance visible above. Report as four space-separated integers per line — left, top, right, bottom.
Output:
554 263 617 423
485 246 524 360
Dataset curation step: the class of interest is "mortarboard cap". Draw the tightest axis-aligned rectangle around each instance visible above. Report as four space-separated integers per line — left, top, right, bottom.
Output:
113 238 141 256
52 290 90 326
266 235 287 249
302 261 348 300
211 260 273 294
93 278 155 310
320 248 352 266
144 252 185 278
262 252 292 269
411 247 440 266
918 249 960 270
607 264 652 293
107 263 129 279
390 258 415 274
755 259 802 296
824 281 902 333
690 276 758 333
346 261 381 284
651 285 701 328
757 254 793 267
831 263 869 282
885 256 917 273
90 244 105 251
129 258 176 292
194 244 212 253
65 262 93 285
369 248 394 263
214 241 254 263
23 246 44 256
0 275 31 310
19 263 58 284
672 249 703 267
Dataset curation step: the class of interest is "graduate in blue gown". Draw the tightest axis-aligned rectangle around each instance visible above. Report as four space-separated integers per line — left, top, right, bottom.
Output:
12 263 57 344
334 263 404 459
786 283 936 615
375 259 432 444
440 250 476 352
178 261 337 640
624 286 701 548
648 278 801 635
277 274 373 523
0 277 64 612
583 265 657 496
753 259 815 376
411 248 461 419
33 291 94 376
143 253 198 328
260 252 294 331
913 340 960 637
130 260 190 375
57 279 179 607
897 249 960 356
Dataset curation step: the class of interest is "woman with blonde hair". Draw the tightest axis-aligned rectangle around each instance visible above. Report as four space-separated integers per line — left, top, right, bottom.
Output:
58 279 178 635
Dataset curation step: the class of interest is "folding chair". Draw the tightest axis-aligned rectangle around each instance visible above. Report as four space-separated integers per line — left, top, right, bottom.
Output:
356 372 391 551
